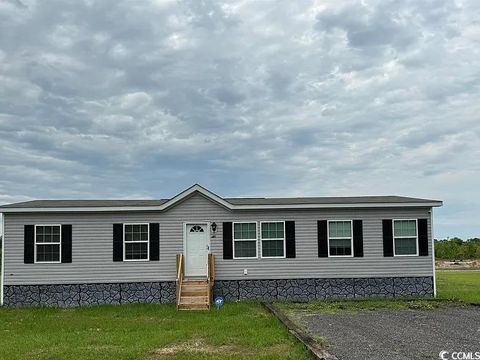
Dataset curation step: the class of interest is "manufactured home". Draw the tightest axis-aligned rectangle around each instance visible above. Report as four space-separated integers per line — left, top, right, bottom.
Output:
0 184 442 309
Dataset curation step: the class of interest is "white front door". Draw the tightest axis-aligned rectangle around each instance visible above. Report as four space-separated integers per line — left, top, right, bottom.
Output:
185 223 209 277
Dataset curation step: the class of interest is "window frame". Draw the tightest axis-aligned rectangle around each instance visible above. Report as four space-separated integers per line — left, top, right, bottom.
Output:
123 223 150 262
232 221 258 259
34 224 62 264
327 220 354 258
260 220 286 259
393 219 419 257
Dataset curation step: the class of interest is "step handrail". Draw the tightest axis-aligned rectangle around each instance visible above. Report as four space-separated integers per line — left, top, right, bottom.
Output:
207 253 215 305
176 253 184 309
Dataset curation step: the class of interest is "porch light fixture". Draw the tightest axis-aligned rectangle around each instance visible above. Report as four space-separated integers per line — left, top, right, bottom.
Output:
211 222 217 233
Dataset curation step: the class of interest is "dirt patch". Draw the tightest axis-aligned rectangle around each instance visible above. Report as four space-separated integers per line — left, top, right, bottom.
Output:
147 338 290 359
436 259 480 269
150 339 225 356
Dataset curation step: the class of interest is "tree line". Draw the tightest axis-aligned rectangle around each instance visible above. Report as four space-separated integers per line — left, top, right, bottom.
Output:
435 238 480 259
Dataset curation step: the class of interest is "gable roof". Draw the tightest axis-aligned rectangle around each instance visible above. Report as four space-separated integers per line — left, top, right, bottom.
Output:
0 184 443 213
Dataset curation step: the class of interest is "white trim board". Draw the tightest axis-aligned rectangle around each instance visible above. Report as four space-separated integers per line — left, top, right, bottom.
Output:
430 209 437 297
1 214 4 306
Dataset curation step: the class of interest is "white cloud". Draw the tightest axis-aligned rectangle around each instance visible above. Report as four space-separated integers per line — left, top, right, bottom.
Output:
119 92 152 110
0 0 479 238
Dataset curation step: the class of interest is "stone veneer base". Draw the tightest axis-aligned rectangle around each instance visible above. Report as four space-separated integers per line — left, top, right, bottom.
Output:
3 282 176 307
214 277 434 301
3 277 433 307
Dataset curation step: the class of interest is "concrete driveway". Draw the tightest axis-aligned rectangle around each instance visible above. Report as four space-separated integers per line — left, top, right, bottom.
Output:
299 305 480 360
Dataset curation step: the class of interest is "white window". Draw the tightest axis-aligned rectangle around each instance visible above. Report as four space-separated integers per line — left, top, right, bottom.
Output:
124 223 149 261
393 219 418 256
328 220 353 257
233 222 257 259
35 225 61 263
190 225 204 232
260 221 285 258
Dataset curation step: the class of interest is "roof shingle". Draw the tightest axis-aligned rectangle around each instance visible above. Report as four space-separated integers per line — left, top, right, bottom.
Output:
0 195 441 209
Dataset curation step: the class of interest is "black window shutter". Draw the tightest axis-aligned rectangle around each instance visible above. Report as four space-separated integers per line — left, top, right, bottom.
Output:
223 222 233 259
61 224 72 263
353 220 363 257
317 220 328 257
383 220 394 257
418 218 429 256
149 223 160 261
285 221 296 258
113 224 123 262
24 225 35 264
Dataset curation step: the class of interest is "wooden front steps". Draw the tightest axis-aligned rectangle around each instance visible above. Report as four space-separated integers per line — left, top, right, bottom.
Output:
177 279 210 310
176 253 215 311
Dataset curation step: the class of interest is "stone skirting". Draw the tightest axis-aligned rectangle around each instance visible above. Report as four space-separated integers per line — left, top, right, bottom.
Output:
3 281 176 307
213 277 434 302
3 277 433 307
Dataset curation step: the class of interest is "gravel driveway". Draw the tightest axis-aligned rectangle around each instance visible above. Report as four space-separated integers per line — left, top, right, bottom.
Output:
300 305 480 360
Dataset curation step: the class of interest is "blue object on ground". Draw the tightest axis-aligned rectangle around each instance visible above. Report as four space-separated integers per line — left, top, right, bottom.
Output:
214 296 224 310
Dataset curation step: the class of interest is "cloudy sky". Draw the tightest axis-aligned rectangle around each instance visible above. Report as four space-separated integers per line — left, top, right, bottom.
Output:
0 0 479 239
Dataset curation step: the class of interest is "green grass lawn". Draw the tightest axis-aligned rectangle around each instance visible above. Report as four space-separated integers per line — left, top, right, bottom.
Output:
276 298 449 315
0 302 310 360
436 270 480 304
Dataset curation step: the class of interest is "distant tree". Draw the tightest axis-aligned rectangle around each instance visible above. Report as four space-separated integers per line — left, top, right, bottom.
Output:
435 237 480 260
450 237 464 246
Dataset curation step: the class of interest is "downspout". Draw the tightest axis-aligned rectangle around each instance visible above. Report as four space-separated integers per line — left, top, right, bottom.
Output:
430 208 437 297
1 213 4 306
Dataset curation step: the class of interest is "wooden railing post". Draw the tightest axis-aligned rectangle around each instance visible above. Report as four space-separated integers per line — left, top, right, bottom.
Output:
207 253 215 305
176 253 184 309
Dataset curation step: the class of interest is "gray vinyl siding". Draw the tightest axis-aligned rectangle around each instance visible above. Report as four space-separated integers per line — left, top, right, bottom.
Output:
3 193 434 285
